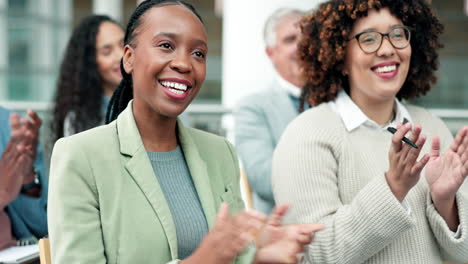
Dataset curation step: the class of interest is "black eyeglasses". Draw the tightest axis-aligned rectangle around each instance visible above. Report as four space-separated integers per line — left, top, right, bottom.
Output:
349 26 411 54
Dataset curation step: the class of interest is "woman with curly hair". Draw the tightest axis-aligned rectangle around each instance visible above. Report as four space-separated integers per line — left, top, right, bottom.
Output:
272 0 468 263
51 15 124 141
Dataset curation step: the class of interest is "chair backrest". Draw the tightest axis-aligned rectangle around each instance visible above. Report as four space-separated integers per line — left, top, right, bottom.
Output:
240 168 253 209
39 238 51 264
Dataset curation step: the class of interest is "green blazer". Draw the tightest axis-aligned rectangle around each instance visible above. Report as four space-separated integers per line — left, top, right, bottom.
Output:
48 102 255 264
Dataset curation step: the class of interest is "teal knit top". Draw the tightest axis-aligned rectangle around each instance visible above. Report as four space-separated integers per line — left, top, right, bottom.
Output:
147 146 209 259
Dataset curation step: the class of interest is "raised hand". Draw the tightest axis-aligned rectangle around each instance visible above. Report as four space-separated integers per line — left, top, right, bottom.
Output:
0 113 38 208
386 123 429 201
183 203 265 264
449 126 468 177
0 143 29 208
425 128 468 231
254 204 325 264
426 136 466 202
15 110 42 159
9 112 39 184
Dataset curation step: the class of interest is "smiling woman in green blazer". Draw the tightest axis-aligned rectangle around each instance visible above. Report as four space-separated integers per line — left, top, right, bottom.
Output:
48 1 324 263
49 103 253 263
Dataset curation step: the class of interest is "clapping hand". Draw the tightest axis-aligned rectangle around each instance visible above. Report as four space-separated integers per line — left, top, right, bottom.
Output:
12 110 42 159
386 123 430 201
254 204 325 264
425 126 468 230
183 203 325 264
0 111 41 208
183 203 266 264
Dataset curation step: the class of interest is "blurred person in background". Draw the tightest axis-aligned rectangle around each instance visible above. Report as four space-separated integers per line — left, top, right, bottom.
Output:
51 15 124 141
273 0 468 263
234 8 306 214
0 107 47 249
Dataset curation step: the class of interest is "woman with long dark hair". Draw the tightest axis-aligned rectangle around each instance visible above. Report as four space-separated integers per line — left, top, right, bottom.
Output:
51 15 124 141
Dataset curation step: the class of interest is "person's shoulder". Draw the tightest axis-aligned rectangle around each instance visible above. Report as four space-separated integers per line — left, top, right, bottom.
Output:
0 107 12 138
185 126 229 149
290 103 341 131
405 103 454 141
183 127 238 171
0 106 11 121
276 103 345 157
54 121 118 154
280 103 343 143
405 104 456 151
405 104 432 117
237 90 268 105
0 106 10 114
236 85 285 108
405 104 446 128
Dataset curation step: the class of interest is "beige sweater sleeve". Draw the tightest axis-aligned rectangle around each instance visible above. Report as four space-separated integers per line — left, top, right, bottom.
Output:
423 113 468 263
272 108 415 264
426 191 468 262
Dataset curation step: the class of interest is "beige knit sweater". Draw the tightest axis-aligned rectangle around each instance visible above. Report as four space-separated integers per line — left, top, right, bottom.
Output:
272 103 468 264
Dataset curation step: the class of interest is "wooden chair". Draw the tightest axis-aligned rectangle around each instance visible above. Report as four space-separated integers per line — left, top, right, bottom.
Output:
240 168 253 209
38 238 51 264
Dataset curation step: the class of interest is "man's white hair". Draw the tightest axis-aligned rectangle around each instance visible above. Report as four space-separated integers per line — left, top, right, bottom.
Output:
263 8 305 48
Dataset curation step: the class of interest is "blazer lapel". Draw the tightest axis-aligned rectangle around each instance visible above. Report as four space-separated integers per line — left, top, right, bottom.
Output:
177 120 217 229
117 101 178 259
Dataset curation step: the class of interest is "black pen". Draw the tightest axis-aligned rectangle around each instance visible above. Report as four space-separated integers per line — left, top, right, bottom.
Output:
387 127 418 149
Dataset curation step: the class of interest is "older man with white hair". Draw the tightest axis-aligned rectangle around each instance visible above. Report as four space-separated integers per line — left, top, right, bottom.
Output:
234 8 306 214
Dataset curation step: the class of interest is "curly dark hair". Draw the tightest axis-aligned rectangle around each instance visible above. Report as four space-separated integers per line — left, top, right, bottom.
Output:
298 0 444 108
106 0 203 123
51 15 121 141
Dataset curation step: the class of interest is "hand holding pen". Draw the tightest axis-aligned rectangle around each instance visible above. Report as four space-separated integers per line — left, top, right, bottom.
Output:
387 127 418 148
385 123 430 202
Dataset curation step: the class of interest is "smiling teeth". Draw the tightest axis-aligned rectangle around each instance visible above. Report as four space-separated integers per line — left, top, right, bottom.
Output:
374 65 397 73
168 88 185 95
161 81 188 91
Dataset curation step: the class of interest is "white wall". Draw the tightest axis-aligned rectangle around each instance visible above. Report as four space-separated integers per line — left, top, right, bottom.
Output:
93 0 123 22
57 0 73 65
222 0 323 109
465 0 468 16
29 0 54 101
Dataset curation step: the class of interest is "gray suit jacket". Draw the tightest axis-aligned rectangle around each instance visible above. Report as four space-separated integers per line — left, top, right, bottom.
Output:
234 83 298 214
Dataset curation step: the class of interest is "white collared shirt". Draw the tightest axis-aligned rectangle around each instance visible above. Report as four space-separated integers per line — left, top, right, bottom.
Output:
275 74 301 98
330 89 413 132
329 89 461 238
